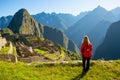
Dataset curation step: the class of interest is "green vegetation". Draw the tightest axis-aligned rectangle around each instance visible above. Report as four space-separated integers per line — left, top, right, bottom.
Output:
34 48 47 54
1 28 13 35
12 47 17 55
58 44 65 58
26 36 38 41
61 50 65 58
0 47 10 54
34 48 59 60
0 46 16 55
0 60 120 80
67 50 81 60
37 37 44 42
26 36 44 45
44 53 59 60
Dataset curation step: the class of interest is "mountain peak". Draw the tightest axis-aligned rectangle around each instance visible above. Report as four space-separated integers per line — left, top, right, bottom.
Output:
8 8 42 37
15 8 29 16
89 6 108 15
17 8 28 13
96 5 103 9
94 6 107 12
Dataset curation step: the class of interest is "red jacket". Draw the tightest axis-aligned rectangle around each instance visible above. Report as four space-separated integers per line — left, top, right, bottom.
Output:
80 42 92 58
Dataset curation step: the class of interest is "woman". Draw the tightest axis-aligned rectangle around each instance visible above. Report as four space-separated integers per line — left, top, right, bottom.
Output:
80 35 92 72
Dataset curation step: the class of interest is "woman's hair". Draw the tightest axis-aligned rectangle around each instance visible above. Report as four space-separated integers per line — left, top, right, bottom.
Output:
82 35 91 45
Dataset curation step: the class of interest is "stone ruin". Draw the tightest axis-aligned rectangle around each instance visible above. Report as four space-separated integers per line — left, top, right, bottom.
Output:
0 36 7 50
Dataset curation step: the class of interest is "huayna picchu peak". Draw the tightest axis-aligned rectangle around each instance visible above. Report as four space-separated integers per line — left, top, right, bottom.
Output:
8 8 42 37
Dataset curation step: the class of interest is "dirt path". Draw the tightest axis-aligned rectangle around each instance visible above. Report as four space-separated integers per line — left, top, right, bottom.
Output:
26 60 114 65
27 60 83 65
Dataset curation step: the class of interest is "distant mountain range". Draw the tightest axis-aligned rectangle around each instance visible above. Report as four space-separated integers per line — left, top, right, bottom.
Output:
0 11 89 31
111 7 120 20
0 16 12 28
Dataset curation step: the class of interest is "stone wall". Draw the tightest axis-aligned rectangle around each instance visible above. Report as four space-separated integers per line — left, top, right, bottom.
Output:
0 37 7 50
0 54 16 62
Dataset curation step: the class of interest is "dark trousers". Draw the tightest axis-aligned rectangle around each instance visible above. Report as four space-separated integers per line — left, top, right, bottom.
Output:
82 56 90 71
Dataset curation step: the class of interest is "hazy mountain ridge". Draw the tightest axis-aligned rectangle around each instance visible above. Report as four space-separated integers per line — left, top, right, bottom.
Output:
0 6 120 30
0 16 12 29
111 7 120 20
88 20 111 53
33 12 89 31
33 12 68 31
66 6 109 45
0 11 89 31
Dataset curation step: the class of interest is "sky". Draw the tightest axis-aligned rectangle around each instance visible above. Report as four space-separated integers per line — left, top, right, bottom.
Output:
0 0 120 17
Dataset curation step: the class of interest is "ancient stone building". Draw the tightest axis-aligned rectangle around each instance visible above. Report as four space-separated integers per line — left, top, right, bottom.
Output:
0 35 7 50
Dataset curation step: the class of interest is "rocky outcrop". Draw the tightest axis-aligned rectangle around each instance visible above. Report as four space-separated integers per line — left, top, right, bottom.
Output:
16 42 37 58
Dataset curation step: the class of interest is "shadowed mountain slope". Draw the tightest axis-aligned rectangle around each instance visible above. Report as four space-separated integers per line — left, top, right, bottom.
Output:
94 20 120 60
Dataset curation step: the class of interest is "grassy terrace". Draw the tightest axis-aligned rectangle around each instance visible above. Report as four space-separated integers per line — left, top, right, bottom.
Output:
34 48 60 60
0 60 120 80
0 47 10 54
0 46 16 54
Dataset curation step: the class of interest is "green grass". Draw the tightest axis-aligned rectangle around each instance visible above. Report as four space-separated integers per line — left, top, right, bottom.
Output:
0 46 17 55
61 49 65 58
0 47 10 54
12 47 17 55
44 53 59 60
34 48 59 60
0 60 120 80
26 36 38 41
34 48 47 54
26 36 44 42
